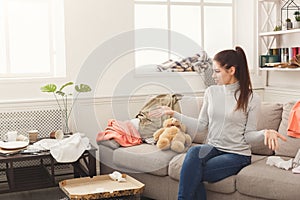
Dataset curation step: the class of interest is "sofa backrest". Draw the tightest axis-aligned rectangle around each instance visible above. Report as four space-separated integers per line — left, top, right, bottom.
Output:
276 101 300 158
179 95 207 144
179 95 203 118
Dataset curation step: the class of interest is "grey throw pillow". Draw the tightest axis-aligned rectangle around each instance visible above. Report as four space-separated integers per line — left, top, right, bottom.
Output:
252 102 283 155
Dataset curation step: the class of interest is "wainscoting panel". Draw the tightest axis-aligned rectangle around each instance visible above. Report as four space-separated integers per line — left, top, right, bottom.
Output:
263 87 300 103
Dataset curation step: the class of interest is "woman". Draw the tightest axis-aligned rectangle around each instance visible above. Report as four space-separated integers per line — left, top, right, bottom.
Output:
150 46 287 200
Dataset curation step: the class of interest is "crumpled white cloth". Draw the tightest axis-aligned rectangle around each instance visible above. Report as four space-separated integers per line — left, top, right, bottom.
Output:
109 171 126 182
266 156 293 170
50 133 90 163
29 138 59 150
292 165 300 174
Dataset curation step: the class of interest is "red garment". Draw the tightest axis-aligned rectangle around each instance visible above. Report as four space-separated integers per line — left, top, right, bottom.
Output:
97 119 142 146
287 101 300 138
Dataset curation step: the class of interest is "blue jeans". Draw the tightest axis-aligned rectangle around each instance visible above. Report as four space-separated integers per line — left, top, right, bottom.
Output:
178 144 251 200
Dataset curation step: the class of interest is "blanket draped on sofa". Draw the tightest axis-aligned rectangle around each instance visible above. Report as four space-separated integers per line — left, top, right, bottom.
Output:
96 119 142 147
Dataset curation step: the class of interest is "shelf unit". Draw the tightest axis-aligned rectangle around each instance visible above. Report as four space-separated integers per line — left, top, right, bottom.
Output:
259 67 300 71
258 0 300 86
259 28 300 36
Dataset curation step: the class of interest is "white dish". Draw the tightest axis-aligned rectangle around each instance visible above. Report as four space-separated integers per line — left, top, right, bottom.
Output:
0 141 29 150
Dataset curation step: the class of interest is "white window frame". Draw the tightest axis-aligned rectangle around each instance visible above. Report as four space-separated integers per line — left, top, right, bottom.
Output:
134 0 235 73
0 0 66 79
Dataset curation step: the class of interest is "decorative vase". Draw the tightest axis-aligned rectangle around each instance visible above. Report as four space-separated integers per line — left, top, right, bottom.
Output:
286 21 293 30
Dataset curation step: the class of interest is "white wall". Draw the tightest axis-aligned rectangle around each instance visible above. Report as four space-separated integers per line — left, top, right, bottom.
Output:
0 0 206 152
0 0 134 102
1 0 299 145
0 0 207 103
235 0 256 70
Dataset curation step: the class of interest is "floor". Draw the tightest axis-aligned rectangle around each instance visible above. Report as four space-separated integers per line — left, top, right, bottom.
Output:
0 187 67 200
0 187 154 200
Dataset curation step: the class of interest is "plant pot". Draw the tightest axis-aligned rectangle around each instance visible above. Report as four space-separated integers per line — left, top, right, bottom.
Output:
294 21 300 29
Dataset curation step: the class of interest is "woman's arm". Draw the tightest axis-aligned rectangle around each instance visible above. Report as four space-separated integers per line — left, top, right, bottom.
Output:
150 89 210 139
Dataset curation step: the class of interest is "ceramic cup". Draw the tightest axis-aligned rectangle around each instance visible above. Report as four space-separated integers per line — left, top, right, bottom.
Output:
5 131 18 142
50 130 64 140
16 134 29 142
27 130 39 143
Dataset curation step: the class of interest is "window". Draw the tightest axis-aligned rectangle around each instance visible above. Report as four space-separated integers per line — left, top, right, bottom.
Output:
0 0 66 78
134 0 234 69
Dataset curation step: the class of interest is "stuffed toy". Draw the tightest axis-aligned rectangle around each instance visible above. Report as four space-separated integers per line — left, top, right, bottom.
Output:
153 118 192 153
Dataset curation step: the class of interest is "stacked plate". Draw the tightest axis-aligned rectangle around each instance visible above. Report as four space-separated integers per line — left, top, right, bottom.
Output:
0 141 29 156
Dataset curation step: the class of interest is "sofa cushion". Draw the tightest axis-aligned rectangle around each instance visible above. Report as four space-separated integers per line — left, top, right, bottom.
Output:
168 153 185 181
237 157 300 200
205 176 236 194
98 140 120 150
168 152 236 194
113 144 177 176
276 101 300 157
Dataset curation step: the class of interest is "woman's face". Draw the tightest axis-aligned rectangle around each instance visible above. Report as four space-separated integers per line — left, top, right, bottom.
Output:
212 61 237 85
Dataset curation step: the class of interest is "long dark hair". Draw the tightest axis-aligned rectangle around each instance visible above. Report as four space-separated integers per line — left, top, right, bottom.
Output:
213 46 253 112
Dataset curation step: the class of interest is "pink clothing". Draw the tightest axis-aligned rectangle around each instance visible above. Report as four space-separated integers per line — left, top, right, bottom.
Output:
97 119 142 146
287 101 300 138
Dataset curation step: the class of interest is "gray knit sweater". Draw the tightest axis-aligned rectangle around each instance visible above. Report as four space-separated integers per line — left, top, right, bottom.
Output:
174 82 265 156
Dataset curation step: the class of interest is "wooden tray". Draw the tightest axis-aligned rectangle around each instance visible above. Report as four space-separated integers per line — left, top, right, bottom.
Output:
59 174 145 199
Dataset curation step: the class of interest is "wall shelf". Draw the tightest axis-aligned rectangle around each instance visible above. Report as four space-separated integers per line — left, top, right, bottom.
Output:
259 67 300 71
259 29 300 37
259 28 300 37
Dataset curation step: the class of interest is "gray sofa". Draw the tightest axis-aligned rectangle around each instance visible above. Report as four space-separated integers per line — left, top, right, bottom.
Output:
98 97 300 200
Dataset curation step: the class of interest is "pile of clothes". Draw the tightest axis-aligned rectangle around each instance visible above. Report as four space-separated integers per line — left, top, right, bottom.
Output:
156 50 215 87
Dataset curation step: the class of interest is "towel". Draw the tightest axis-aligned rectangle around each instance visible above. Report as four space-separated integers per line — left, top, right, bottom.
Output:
266 156 293 170
50 133 90 163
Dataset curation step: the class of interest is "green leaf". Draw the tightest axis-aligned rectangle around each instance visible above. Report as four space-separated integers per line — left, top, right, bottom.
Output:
59 82 73 92
56 91 65 96
75 84 92 93
40 84 57 93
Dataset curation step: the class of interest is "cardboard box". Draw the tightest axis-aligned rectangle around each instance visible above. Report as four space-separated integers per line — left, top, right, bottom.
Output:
59 175 145 200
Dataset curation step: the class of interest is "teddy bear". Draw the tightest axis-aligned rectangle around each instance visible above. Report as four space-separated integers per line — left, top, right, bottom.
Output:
153 117 192 153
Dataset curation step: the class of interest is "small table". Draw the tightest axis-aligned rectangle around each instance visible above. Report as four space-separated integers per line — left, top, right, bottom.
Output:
0 144 97 193
59 174 145 200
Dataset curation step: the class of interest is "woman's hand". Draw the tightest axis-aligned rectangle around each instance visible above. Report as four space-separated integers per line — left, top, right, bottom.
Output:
148 106 174 118
264 129 287 150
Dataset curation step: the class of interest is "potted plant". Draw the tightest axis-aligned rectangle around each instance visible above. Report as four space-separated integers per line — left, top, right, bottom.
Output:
286 18 293 30
294 11 300 28
41 82 91 134
273 25 282 31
